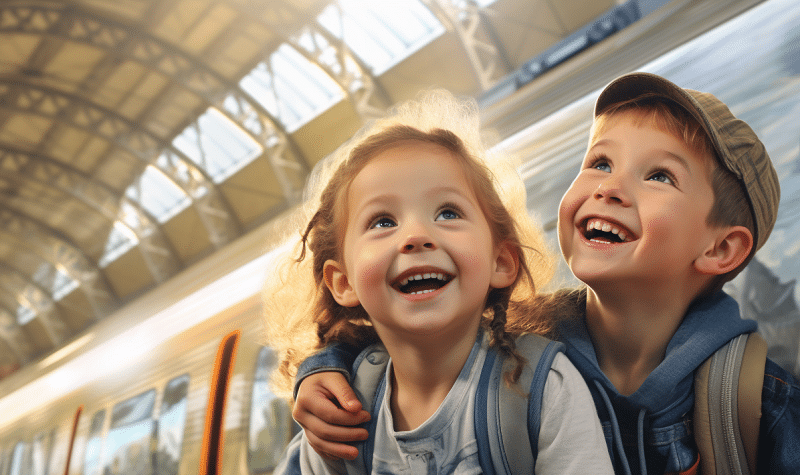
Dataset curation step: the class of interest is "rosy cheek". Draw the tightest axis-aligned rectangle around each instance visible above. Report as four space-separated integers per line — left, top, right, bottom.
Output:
352 249 386 290
558 195 580 223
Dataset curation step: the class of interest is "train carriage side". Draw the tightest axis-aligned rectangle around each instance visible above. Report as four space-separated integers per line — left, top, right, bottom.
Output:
0 293 296 475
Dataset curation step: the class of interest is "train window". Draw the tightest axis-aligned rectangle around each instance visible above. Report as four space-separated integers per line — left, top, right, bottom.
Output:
82 410 105 475
155 374 190 475
30 430 54 475
8 441 27 475
247 346 294 474
104 389 156 475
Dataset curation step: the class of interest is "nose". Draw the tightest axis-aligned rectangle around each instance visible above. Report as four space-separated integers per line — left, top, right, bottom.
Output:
400 221 436 253
401 235 435 253
593 175 631 206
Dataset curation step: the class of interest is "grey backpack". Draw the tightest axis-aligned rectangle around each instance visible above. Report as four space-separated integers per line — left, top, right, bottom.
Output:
694 332 767 475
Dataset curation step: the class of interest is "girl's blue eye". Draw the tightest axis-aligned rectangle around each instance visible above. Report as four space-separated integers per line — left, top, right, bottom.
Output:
648 171 674 185
370 216 396 229
436 209 461 221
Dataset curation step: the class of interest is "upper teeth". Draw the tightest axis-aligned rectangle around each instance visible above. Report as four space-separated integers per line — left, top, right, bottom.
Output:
587 219 627 241
399 273 446 287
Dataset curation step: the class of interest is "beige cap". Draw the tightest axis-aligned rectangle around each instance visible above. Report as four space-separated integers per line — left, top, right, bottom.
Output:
595 72 780 251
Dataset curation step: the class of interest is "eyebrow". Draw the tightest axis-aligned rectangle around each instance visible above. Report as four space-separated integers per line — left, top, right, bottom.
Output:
588 138 692 170
354 185 471 213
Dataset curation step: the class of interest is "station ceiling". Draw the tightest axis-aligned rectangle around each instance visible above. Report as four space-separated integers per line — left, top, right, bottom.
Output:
0 0 620 379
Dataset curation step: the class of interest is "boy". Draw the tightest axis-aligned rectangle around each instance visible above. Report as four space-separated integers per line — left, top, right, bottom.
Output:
290 73 799 474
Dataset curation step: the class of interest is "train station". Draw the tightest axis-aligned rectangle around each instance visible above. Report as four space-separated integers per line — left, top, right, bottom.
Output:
0 0 797 473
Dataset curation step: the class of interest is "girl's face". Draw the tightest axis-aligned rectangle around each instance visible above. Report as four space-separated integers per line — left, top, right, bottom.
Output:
323 141 517 346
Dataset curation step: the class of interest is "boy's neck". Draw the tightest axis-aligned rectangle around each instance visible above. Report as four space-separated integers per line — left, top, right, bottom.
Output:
584 284 697 396
382 328 478 432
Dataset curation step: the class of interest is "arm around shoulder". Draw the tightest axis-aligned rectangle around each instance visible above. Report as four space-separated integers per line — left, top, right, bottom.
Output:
294 342 362 398
758 358 800 473
536 352 613 475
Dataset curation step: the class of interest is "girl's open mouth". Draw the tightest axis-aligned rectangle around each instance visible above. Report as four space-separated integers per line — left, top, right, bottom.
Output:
395 272 453 295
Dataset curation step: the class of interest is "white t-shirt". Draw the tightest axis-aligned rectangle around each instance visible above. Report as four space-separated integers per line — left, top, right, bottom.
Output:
276 335 613 474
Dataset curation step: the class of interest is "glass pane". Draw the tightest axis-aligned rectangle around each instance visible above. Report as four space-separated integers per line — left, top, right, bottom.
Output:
172 108 263 183
240 44 342 132
30 430 54 475
155 375 190 475
105 390 156 475
317 0 443 74
82 410 105 475
127 165 190 224
8 442 26 475
248 347 294 473
98 221 139 268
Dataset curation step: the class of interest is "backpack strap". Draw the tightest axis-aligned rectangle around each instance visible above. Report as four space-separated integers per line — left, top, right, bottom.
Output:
343 343 389 475
694 332 767 475
475 333 565 475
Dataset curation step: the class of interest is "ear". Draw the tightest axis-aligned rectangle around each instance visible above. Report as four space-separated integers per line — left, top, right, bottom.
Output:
694 225 753 276
490 242 519 289
323 259 360 307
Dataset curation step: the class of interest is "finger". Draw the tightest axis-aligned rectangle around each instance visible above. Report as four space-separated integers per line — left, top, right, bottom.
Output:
329 377 364 414
300 413 370 443
296 393 371 426
306 430 361 461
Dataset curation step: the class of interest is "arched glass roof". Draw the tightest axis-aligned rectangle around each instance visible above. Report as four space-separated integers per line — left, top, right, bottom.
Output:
0 0 634 378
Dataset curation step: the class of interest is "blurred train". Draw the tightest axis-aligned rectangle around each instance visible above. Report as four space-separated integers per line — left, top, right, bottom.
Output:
1 0 799 473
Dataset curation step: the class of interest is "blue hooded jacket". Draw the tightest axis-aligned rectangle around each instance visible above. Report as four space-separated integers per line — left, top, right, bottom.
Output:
558 291 757 474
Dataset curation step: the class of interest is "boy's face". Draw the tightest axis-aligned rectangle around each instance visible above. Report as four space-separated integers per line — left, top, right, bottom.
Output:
327 141 514 343
558 112 719 291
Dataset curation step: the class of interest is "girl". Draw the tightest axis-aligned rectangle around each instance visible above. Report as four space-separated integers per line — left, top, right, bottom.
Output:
264 90 612 474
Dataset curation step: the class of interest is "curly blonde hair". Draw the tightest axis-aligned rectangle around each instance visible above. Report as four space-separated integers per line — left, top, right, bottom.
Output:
264 90 557 399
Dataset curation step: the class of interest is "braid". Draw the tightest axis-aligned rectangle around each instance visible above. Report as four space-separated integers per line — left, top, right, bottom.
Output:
487 292 527 386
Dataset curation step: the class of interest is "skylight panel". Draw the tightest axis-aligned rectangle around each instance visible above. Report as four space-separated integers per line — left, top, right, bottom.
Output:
240 44 342 132
467 0 498 7
99 220 139 268
125 164 189 224
52 270 79 301
317 0 444 74
172 108 263 183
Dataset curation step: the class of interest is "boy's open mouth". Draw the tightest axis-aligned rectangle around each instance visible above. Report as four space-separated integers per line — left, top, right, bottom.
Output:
582 218 634 243
394 272 453 295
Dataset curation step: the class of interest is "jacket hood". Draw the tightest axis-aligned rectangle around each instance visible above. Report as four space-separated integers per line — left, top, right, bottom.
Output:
559 290 757 418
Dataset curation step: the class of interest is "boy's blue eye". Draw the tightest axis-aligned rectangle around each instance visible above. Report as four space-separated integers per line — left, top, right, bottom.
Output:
370 216 396 229
436 208 461 221
593 162 611 172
